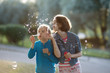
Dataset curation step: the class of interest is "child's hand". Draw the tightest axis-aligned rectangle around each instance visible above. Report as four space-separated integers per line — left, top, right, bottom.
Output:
64 52 71 59
48 34 54 40
30 35 35 44
43 48 50 55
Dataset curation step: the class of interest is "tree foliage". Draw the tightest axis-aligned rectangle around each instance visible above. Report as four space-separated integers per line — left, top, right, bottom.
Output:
0 0 37 25
0 0 110 48
36 0 61 24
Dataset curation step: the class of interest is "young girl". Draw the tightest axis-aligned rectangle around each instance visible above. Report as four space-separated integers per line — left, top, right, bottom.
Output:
52 14 82 73
28 24 61 73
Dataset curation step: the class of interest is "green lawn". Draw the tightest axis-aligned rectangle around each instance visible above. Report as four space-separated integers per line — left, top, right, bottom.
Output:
82 48 110 59
0 60 35 73
0 60 59 73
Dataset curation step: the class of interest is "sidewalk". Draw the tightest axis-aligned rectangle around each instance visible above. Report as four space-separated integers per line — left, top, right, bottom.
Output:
0 44 27 52
0 44 110 73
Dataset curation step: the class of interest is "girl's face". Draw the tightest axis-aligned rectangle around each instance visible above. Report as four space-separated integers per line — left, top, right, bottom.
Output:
37 27 49 40
52 20 59 32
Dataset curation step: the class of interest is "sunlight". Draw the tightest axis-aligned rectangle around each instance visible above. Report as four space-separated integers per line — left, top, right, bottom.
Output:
29 0 35 3
20 0 35 4
20 0 27 3
0 0 3 3
78 33 86 39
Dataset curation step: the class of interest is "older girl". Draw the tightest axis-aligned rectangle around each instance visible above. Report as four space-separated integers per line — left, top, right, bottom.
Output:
52 14 82 73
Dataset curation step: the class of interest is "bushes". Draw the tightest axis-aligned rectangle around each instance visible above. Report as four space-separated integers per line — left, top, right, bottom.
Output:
80 38 103 48
0 24 28 44
0 25 6 35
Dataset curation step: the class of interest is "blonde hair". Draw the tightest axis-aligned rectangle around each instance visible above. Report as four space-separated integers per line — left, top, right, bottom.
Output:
37 24 51 34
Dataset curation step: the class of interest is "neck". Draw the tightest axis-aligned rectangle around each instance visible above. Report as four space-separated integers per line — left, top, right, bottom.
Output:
58 30 67 39
40 39 48 44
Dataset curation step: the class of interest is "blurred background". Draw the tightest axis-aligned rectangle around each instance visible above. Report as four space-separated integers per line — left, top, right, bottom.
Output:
0 0 110 73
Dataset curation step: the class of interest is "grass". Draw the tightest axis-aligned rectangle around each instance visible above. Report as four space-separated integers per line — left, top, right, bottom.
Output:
0 60 59 73
82 48 110 59
0 60 35 73
0 35 9 44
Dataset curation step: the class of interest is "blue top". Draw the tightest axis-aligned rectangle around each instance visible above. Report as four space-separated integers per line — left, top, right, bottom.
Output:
28 40 58 73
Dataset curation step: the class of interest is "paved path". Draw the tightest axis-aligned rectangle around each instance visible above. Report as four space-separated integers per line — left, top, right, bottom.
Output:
0 44 110 73
0 44 35 64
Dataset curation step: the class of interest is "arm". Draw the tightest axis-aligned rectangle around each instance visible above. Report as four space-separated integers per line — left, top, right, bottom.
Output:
43 52 59 64
65 35 82 59
71 35 82 58
64 51 82 59
71 52 82 58
28 35 36 59
28 43 36 59
51 37 61 58
48 34 61 58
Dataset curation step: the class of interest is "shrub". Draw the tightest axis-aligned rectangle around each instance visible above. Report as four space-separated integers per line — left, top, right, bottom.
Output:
5 24 28 44
0 25 6 35
80 38 103 48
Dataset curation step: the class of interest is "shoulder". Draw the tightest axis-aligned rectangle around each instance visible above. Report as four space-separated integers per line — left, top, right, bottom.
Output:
48 40 52 43
68 32 78 38
52 33 58 39
52 33 57 37
34 40 41 45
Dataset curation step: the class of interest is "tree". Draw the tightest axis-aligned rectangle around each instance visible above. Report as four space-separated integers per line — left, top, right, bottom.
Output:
36 0 61 24
69 0 110 48
0 0 37 25
59 0 80 33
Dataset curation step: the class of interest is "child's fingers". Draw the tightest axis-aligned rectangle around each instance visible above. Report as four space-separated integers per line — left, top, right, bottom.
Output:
48 35 53 40
43 48 49 53
67 52 71 58
64 52 71 58
64 54 68 58
30 35 35 43
30 35 35 40
43 49 47 53
30 36 35 40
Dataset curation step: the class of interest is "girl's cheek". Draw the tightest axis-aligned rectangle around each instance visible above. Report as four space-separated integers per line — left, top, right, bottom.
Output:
37 35 41 39
37 36 40 40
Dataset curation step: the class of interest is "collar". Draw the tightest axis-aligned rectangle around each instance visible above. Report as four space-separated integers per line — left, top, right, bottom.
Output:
55 32 70 43
40 40 50 45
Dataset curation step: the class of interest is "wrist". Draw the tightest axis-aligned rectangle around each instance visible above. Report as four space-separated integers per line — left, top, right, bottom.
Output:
71 54 74 58
32 43 34 45
47 52 50 56
31 46 34 49
31 43 34 49
51 37 54 40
